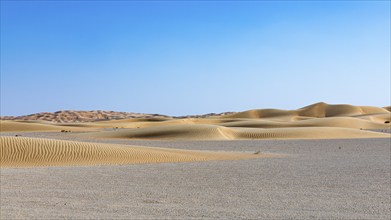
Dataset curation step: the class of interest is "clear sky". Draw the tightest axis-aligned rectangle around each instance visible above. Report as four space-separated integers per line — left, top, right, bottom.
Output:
1 1 390 116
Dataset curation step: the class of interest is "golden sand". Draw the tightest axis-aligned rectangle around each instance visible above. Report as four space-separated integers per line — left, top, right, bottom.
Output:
84 124 389 140
0 120 96 132
1 103 389 140
0 136 265 167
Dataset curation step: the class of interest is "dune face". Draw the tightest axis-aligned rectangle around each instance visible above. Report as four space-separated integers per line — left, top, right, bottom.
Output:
0 110 171 123
0 136 264 167
1 102 390 140
84 124 389 140
1 103 389 168
224 102 389 119
0 121 96 132
220 117 388 129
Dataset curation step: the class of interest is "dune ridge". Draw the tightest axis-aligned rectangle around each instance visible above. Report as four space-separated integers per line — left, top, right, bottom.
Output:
1 102 389 140
223 102 389 119
84 124 390 140
0 120 98 132
0 136 264 167
220 117 388 129
0 110 170 123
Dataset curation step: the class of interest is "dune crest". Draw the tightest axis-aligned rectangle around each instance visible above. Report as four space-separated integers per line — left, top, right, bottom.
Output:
1 102 389 140
83 124 390 140
0 110 170 123
223 102 389 119
0 136 264 167
0 121 96 132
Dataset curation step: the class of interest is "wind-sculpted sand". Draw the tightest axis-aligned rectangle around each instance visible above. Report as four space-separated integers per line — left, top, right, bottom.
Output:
1 103 390 219
0 136 264 167
83 124 390 140
0 120 97 132
1 103 390 140
220 117 389 129
0 110 170 123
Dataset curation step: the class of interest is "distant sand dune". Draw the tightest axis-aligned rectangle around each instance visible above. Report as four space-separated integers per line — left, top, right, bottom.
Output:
2 103 390 140
0 121 94 132
83 124 390 140
354 113 391 124
85 124 231 140
0 110 170 123
220 117 389 129
0 136 264 167
223 102 389 119
230 127 389 140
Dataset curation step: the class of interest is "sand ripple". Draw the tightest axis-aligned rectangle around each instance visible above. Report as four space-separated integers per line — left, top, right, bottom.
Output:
0 136 263 167
84 124 390 140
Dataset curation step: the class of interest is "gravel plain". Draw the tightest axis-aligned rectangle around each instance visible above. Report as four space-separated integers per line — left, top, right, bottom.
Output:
1 133 390 219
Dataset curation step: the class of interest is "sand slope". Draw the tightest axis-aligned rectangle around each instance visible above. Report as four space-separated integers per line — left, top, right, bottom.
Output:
223 102 389 119
0 136 264 167
0 110 170 123
84 124 390 140
2 103 389 140
220 117 388 129
0 121 94 132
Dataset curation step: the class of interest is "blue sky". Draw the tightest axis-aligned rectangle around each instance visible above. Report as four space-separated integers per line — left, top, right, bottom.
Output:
1 1 390 116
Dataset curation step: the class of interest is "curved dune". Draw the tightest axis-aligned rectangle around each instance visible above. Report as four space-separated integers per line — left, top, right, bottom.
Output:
354 113 391 124
229 127 389 140
223 102 389 119
0 121 93 132
86 124 231 140
83 124 390 140
220 117 390 129
0 136 264 167
222 109 296 120
2 103 389 140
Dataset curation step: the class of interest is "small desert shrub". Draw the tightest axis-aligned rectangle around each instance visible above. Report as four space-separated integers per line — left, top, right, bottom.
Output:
385 121 390 124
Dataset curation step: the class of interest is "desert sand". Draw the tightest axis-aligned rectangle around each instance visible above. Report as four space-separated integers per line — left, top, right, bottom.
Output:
0 136 264 167
1 102 390 218
1 102 390 136
1 103 390 167
1 138 390 219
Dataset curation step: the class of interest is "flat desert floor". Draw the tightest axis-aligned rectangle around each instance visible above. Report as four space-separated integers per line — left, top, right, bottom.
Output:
1 103 390 219
0 136 390 219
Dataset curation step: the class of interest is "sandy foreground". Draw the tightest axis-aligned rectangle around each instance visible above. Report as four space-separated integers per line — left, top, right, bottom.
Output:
1 103 390 218
1 137 390 219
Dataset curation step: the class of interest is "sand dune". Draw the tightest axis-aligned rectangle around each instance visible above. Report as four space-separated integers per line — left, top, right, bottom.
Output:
354 112 391 124
220 117 389 129
223 102 389 119
83 124 390 140
85 124 231 140
0 110 170 123
0 136 264 167
230 127 389 140
58 118 238 130
0 121 95 132
2 103 389 140
298 102 389 117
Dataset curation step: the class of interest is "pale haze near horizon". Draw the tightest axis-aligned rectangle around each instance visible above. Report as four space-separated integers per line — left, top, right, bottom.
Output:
1 1 390 117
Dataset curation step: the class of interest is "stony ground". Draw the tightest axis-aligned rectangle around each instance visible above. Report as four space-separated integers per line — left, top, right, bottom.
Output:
1 135 390 219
